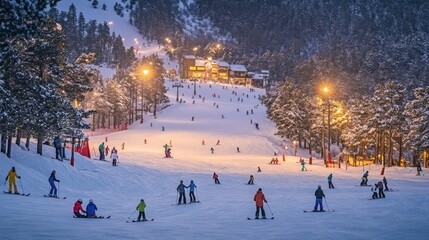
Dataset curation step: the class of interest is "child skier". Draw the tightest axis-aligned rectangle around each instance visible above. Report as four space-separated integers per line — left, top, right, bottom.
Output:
360 171 369 186
327 173 334 189
73 199 86 218
382 177 389 191
248 175 254 185
188 180 197 202
371 183 378 199
86 199 98 218
210 147 214 154
253 188 267 219
257 167 262 172
313 185 325 212
177 180 188 204
111 151 119 166
301 159 307 171
48 170 60 197
5 167 21 194
213 172 220 184
136 199 147 221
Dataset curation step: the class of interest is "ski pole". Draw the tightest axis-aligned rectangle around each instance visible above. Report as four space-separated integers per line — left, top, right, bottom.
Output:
266 202 274 216
324 197 330 212
196 188 199 202
19 178 25 194
57 181 60 197
176 191 179 204
128 209 136 219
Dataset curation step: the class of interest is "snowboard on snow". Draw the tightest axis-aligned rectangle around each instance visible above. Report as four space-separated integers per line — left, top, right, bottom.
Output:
3 191 30 197
44 195 66 199
247 217 274 220
303 210 335 213
127 219 155 223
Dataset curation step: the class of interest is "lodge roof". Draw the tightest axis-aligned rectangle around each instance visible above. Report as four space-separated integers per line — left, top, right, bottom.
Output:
184 55 196 59
230 64 247 72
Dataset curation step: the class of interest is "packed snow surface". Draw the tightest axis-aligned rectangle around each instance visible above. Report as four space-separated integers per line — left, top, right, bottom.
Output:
1 80 428 240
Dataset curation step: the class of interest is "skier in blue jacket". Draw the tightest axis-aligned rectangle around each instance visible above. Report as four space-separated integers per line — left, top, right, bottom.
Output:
86 199 98 218
48 170 60 197
188 180 197 202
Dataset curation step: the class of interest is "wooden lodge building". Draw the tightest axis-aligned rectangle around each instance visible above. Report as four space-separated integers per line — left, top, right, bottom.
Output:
180 55 268 87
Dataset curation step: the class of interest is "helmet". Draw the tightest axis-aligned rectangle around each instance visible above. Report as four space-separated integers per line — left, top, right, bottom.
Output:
78 199 82 203
89 199 93 203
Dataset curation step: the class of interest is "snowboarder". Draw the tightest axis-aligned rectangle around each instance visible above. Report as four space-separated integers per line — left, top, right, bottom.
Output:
382 177 389 191
177 180 188 204
377 181 385 198
360 171 369 186
213 172 220 184
210 147 214 154
301 159 307 171
248 175 254 185
98 142 105 160
86 199 98 218
105 145 110 157
237 147 240 153
416 161 423 176
371 183 378 199
5 167 21 194
48 170 60 197
254 188 267 219
257 167 262 172
73 199 86 218
136 199 147 221
327 173 334 189
188 180 197 202
313 185 325 212
111 151 119 166
53 136 62 160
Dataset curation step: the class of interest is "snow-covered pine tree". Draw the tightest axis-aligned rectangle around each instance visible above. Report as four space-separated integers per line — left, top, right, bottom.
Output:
405 87 429 167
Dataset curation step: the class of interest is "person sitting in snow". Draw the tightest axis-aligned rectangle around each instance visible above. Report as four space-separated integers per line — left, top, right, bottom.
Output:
73 199 86 218
86 199 98 218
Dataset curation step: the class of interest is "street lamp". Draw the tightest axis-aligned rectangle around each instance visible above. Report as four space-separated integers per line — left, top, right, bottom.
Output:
140 69 149 123
322 86 331 164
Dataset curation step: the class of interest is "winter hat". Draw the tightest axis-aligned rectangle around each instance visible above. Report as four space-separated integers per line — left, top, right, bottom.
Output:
141 199 144 202
89 199 93 203
180 180 183 183
258 188 262 191
78 199 82 203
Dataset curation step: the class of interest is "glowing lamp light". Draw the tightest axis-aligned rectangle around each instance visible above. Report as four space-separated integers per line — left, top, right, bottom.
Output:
143 69 149 75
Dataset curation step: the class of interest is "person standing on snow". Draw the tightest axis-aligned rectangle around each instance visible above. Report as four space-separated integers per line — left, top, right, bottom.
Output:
371 183 378 199
136 199 147 221
105 146 110 158
48 170 60 197
188 180 197 202
213 172 220 184
111 147 118 157
177 180 188 204
416 161 423 176
360 171 369 186
86 199 98 218
257 167 262 172
53 136 62 160
111 151 119 166
313 185 325 212
248 175 254 185
301 159 307 171
377 181 385 198
327 173 334 189
382 177 389 191
5 167 21 194
253 188 267 219
73 199 86 218
210 147 214 154
98 142 105 160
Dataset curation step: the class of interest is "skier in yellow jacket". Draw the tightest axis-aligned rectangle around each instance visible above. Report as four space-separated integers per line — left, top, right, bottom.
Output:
5 167 21 194
136 199 147 221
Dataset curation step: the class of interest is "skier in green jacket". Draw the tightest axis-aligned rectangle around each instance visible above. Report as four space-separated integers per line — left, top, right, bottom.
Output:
136 199 147 221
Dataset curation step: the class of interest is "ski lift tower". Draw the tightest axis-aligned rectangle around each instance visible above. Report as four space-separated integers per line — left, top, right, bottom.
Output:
173 82 184 102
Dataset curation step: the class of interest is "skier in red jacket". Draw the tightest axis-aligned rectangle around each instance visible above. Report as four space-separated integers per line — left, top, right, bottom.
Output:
73 199 86 218
253 188 267 219
213 172 220 184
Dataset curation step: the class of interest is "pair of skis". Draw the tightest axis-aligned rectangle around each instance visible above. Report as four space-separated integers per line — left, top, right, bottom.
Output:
73 215 111 219
303 210 335 213
127 219 155 223
247 217 275 220
44 195 66 199
3 191 30 197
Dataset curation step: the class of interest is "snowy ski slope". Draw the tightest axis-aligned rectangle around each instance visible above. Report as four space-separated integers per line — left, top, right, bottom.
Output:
0 80 428 240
